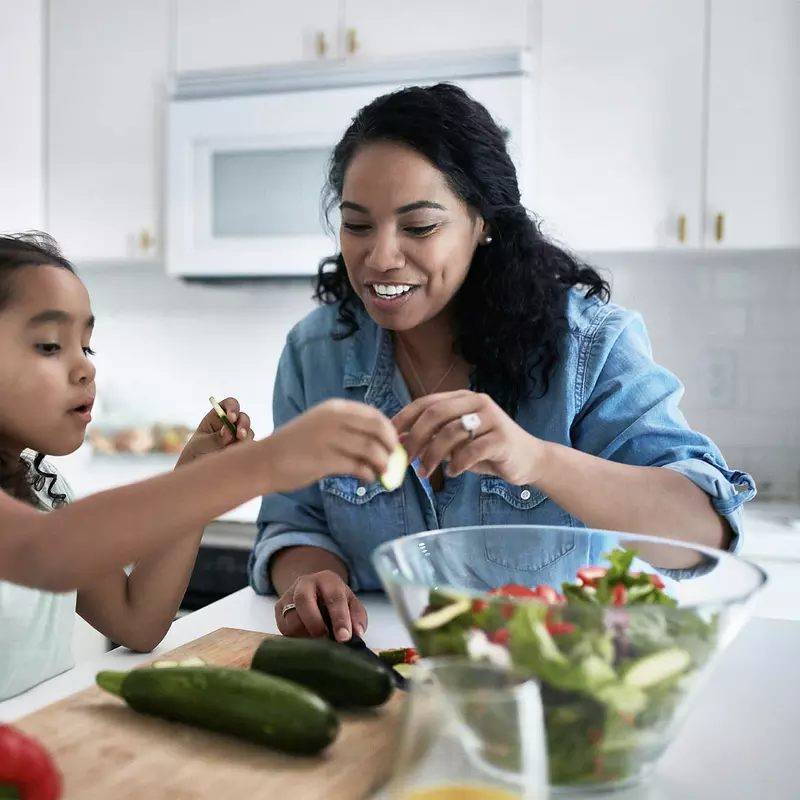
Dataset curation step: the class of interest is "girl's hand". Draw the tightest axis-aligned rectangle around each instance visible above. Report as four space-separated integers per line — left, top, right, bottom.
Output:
266 399 399 493
275 570 368 642
178 396 254 466
393 390 546 485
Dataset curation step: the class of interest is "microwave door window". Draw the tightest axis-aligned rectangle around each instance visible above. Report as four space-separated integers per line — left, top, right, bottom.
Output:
211 147 336 238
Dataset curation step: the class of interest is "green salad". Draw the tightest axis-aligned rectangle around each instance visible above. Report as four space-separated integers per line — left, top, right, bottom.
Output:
412 548 720 787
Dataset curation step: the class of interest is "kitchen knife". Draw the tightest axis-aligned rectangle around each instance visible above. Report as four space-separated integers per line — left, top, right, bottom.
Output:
318 602 409 691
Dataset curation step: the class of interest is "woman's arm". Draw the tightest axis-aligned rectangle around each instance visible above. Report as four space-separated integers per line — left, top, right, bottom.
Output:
529 442 731 569
270 546 349 596
396 307 754 574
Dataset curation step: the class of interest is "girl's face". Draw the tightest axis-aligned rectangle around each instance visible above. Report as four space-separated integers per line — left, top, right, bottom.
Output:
0 265 96 457
339 141 486 332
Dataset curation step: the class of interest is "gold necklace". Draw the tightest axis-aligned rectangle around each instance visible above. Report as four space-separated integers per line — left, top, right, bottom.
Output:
396 335 457 396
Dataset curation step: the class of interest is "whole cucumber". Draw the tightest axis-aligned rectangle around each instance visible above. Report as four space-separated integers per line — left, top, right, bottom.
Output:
250 637 394 708
96 666 339 755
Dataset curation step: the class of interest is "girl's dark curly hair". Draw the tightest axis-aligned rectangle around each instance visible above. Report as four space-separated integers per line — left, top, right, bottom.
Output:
0 232 74 508
315 82 610 418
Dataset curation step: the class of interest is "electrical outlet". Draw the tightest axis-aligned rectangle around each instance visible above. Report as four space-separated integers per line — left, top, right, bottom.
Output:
706 348 738 410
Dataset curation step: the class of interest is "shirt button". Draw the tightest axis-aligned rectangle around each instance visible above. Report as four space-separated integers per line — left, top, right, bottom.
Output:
356 485 367 498
520 488 532 501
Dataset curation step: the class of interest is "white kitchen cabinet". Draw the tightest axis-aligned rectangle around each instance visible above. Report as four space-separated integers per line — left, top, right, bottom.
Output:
0 0 44 233
47 0 169 262
705 0 800 250
534 0 706 251
341 0 531 59
174 0 340 72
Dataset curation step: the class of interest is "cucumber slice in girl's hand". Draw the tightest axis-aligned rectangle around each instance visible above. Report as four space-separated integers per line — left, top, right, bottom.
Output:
380 445 408 491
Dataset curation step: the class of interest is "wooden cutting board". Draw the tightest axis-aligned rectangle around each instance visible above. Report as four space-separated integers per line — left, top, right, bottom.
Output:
14 627 406 799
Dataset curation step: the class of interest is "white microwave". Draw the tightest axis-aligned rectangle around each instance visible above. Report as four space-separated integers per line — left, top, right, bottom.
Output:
165 50 533 280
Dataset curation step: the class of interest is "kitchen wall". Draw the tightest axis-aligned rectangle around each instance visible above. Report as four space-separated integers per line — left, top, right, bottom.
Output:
77 246 799 501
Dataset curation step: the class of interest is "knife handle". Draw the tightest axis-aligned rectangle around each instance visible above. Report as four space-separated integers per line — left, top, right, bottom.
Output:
318 601 367 647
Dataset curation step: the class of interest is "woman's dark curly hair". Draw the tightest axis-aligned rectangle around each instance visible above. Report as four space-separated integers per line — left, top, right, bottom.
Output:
0 232 74 508
314 82 610 418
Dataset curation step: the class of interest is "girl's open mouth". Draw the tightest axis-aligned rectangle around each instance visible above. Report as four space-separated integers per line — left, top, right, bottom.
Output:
70 403 94 424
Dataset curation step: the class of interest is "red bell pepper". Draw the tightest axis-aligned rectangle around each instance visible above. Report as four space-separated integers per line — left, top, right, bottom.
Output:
0 725 61 800
489 584 538 598
631 571 666 590
472 599 489 614
611 584 627 606
532 584 563 604
576 566 608 586
487 628 511 646
546 621 576 636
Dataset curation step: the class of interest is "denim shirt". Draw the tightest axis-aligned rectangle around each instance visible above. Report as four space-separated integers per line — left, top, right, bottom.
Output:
249 290 756 595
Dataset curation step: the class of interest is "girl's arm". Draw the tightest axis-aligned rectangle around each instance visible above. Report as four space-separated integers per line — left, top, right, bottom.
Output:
76 399 253 652
0 439 274 593
75 525 204 652
0 399 400 596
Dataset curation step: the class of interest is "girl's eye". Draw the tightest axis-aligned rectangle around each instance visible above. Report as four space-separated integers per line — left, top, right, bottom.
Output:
83 347 96 357
36 343 60 355
342 222 371 234
406 224 438 236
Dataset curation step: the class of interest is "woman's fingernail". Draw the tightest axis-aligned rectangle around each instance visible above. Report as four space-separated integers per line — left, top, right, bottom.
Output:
238 428 245 438
229 411 237 422
336 627 350 642
219 427 226 438
355 624 365 637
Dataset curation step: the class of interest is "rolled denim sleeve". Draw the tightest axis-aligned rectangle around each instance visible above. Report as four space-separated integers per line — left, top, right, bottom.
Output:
571 307 756 578
247 330 354 595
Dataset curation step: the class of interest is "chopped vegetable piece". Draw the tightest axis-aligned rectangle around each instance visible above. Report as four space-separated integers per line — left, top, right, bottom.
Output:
380 445 408 491
414 598 471 630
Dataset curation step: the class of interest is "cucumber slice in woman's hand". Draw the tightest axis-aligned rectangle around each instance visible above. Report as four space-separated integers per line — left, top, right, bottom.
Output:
380 445 408 491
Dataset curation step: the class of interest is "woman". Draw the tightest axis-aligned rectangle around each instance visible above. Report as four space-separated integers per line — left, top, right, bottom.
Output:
249 83 756 643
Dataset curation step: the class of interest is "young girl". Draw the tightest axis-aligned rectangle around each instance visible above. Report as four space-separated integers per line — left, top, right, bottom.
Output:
0 232 400 701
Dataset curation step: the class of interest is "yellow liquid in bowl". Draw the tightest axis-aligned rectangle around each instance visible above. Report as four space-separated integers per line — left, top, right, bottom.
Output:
401 787 521 800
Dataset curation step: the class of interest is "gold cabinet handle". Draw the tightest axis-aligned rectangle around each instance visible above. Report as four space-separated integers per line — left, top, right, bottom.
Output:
677 214 687 243
715 213 725 242
346 28 358 55
315 31 328 58
139 229 154 254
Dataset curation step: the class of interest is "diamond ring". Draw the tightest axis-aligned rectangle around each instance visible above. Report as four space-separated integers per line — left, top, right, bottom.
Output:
460 412 481 440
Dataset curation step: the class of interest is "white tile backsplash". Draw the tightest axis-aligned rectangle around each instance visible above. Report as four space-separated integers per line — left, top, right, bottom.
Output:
595 250 799 499
77 249 800 500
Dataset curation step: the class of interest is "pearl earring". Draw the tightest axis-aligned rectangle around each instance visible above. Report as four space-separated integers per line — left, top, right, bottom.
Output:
483 235 493 245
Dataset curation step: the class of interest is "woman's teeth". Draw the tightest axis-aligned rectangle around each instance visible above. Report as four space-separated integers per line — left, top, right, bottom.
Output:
372 284 413 298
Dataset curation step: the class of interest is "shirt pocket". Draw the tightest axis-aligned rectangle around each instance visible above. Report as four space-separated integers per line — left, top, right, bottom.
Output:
319 476 407 551
480 476 577 573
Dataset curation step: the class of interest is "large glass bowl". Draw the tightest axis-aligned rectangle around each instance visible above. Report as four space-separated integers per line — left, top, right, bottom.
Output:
372 525 766 793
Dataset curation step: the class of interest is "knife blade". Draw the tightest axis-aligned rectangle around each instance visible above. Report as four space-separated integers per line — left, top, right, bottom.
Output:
318 602 409 691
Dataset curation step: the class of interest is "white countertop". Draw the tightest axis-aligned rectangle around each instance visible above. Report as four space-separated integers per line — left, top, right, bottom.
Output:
2 588 799 799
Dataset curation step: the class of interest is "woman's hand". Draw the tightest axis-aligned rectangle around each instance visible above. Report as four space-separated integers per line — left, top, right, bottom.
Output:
178 396 254 466
393 390 546 485
275 569 368 642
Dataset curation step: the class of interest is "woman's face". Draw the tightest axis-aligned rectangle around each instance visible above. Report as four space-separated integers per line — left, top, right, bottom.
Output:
339 141 486 332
